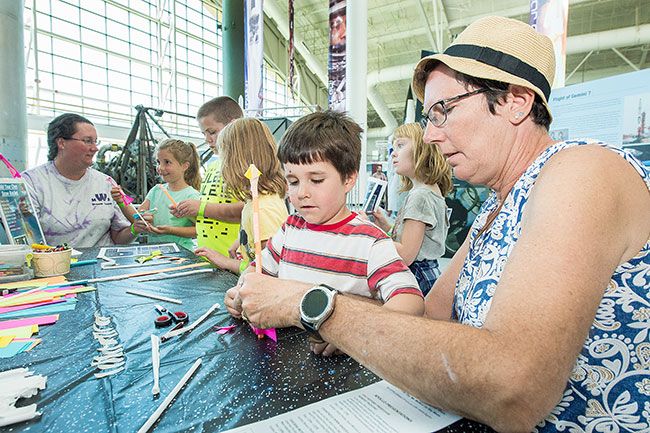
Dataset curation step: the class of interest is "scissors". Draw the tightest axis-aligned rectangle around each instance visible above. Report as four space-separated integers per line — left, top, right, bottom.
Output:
154 304 189 328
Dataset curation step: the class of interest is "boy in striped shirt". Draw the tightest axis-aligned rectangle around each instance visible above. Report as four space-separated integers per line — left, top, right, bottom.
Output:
226 111 423 356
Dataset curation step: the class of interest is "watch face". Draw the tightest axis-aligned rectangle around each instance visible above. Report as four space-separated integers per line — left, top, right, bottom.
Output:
302 289 329 318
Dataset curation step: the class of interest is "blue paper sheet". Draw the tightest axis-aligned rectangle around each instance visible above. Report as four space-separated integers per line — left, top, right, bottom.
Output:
0 341 32 358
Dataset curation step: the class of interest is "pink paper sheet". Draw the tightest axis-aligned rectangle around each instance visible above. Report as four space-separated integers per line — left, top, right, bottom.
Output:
0 315 59 330
214 324 277 342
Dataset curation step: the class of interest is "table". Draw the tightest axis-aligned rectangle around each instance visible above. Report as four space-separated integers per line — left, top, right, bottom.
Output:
3 246 493 433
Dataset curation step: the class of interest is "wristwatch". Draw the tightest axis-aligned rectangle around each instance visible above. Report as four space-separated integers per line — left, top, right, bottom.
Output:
299 284 337 338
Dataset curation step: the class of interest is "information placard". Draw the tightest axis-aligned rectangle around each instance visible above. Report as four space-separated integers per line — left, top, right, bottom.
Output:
0 179 46 246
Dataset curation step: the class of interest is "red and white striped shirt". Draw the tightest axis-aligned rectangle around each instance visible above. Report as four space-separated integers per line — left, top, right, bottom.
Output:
260 213 422 302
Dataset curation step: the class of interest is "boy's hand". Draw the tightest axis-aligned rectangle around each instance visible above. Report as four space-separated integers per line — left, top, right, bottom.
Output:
171 199 200 218
224 285 243 318
111 186 124 204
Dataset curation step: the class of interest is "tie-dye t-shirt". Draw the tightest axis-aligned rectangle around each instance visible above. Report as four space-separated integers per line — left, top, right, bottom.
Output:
22 161 131 248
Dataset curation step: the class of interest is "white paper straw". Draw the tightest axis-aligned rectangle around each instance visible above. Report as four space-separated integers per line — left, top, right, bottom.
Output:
151 334 160 395
137 358 202 433
125 289 182 305
161 302 219 341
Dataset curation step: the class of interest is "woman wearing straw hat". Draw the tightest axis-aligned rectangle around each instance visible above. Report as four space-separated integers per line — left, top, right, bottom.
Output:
235 16 650 432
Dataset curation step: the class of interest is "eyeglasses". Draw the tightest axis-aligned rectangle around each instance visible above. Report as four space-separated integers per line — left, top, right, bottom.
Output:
419 88 488 129
64 137 100 146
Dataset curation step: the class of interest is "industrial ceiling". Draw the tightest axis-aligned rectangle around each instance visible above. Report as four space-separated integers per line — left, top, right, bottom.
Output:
255 1 650 131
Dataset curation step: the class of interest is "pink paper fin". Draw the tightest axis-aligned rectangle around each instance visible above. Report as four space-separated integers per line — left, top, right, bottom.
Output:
214 325 236 335
250 325 277 342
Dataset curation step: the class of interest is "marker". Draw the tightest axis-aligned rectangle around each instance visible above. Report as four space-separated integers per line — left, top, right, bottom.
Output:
70 259 99 268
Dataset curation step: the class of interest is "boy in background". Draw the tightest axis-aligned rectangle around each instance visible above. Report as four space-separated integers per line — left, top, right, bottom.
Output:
170 96 244 257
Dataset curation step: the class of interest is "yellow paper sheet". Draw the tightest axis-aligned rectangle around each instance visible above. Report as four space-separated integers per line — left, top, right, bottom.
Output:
0 335 14 348
0 324 38 338
0 275 67 291
0 286 95 307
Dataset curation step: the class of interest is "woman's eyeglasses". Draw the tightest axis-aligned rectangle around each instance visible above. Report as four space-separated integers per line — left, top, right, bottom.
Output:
419 88 488 129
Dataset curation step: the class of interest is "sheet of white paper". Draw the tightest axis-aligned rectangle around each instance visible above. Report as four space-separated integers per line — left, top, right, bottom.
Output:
222 380 460 433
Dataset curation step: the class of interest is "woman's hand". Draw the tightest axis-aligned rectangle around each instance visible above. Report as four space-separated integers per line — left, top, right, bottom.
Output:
111 186 124 205
224 285 243 318
309 337 344 357
238 273 310 329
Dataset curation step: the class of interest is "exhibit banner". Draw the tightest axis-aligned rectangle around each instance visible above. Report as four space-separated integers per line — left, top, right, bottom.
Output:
328 0 346 112
0 179 46 245
288 0 296 96
245 0 264 115
530 0 569 88
548 68 650 164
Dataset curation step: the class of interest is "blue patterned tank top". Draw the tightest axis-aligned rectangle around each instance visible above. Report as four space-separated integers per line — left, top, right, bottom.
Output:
453 139 650 432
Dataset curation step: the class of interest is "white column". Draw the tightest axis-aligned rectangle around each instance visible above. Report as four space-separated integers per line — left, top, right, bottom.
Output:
345 0 368 205
0 0 27 171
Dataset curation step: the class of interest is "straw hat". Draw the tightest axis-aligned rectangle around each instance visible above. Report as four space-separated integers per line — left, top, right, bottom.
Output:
412 16 556 117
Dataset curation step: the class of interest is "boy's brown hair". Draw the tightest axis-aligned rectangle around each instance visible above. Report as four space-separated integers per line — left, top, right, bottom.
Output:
278 110 361 180
196 96 243 123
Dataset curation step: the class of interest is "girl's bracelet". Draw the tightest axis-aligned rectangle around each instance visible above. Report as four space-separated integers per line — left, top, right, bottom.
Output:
130 224 138 236
117 202 125 208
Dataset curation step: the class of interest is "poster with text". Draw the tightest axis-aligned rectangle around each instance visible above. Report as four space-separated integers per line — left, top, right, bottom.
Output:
0 179 46 246
548 68 650 148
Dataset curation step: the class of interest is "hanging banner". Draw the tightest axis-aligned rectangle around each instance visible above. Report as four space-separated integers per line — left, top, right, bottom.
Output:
288 0 295 96
245 0 264 115
328 0 346 112
530 0 569 88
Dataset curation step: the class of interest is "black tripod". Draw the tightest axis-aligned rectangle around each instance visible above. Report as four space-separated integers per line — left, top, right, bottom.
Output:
96 105 198 202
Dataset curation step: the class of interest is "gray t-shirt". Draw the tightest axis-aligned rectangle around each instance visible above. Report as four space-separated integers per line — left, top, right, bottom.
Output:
392 185 448 261
22 161 131 248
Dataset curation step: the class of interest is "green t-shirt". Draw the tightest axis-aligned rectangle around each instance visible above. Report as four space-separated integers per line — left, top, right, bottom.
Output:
195 159 240 256
144 184 201 250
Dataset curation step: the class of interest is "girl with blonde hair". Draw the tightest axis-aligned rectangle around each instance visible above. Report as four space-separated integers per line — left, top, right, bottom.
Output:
373 123 452 295
112 138 202 250
194 118 288 274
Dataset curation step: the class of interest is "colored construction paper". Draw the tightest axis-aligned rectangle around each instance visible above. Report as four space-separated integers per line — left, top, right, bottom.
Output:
0 298 66 314
0 299 77 318
0 335 14 348
14 338 41 351
214 325 237 335
251 325 277 342
0 341 32 358
0 325 37 339
0 275 66 291
0 315 59 331
0 286 91 308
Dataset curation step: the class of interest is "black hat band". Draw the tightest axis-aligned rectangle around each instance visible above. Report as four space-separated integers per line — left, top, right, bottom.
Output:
444 44 551 100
